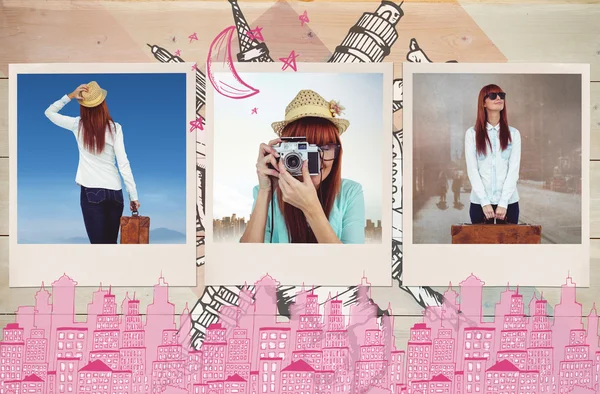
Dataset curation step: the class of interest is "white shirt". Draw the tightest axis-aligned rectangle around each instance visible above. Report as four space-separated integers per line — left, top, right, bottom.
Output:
464 122 521 208
44 95 138 201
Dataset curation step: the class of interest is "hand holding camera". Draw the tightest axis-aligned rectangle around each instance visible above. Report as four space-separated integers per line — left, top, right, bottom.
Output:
277 158 320 214
256 138 282 191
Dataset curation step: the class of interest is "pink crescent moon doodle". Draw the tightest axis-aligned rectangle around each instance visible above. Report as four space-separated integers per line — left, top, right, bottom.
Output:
206 25 260 99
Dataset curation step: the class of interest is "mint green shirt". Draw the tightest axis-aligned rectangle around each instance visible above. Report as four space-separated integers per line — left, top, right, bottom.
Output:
252 178 366 244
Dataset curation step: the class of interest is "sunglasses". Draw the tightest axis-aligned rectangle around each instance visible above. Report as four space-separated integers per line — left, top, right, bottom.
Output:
486 92 506 100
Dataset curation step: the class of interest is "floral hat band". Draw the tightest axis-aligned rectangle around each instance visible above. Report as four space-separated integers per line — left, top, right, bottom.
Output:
271 89 350 136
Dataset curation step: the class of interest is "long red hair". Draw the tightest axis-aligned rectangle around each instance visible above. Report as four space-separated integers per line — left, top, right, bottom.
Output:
474 84 511 156
78 100 115 154
277 117 343 243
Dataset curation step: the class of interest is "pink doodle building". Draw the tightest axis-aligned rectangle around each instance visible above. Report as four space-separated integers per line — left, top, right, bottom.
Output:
1 273 600 394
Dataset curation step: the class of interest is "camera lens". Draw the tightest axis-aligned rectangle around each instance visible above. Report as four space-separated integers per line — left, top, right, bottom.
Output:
284 153 302 172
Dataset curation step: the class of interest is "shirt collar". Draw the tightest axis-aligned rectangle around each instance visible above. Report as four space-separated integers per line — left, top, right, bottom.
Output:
486 122 500 131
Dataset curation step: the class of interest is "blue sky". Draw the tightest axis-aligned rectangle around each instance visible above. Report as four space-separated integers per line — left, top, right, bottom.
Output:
17 73 187 243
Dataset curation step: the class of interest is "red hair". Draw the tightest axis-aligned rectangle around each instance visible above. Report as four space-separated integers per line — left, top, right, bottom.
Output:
474 84 511 156
78 100 115 154
277 117 343 243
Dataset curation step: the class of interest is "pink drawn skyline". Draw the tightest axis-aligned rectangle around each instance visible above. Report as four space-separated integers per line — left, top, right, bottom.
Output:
0 272 599 394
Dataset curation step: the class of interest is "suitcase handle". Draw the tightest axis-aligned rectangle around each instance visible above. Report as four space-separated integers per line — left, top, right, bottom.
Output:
132 210 139 216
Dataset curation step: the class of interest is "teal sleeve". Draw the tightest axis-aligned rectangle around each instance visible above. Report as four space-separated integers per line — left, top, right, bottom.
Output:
240 186 272 243
340 182 366 244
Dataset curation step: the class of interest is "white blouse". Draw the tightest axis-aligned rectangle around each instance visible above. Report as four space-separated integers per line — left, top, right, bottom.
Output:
44 95 138 201
464 122 521 208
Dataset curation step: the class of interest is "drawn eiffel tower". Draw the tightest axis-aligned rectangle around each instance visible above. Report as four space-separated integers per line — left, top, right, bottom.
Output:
228 0 274 62
147 43 206 116
329 0 405 63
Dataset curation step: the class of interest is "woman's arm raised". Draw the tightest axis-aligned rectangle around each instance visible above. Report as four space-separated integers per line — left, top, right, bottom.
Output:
240 139 281 243
44 85 88 132
240 186 273 243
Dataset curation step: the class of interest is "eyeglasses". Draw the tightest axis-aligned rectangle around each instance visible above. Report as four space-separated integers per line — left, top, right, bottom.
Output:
319 144 341 161
485 92 506 100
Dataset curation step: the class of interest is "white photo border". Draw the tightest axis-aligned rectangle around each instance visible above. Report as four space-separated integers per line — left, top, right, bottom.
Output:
204 62 394 286
402 62 591 287
8 62 197 287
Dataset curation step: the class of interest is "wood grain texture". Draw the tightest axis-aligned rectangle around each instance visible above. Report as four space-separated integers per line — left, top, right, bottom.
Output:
461 3 600 80
0 1 599 327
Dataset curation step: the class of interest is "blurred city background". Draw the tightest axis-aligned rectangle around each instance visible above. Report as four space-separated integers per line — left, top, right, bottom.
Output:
411 73 582 244
214 214 382 243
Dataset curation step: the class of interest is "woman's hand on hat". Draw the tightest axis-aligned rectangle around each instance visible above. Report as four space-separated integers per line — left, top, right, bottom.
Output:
68 85 88 101
277 159 319 213
256 138 282 191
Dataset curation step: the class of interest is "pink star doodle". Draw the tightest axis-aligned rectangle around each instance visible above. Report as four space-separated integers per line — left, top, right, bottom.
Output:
174 49 181 56
279 50 299 72
188 32 198 43
247 26 264 41
190 116 204 132
192 63 197 71
299 11 309 26
251 108 258 114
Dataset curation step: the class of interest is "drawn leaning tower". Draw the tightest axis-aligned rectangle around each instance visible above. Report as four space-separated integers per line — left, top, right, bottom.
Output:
228 0 274 62
329 1 404 63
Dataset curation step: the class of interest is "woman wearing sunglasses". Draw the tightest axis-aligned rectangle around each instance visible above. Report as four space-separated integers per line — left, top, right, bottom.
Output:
464 84 522 224
240 89 365 244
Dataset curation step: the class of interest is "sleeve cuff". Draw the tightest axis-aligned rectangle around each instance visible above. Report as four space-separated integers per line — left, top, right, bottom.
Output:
129 192 138 202
480 198 491 207
498 199 509 209
62 94 72 103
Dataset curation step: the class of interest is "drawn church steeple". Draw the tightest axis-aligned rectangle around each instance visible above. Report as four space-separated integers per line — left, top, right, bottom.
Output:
228 0 274 62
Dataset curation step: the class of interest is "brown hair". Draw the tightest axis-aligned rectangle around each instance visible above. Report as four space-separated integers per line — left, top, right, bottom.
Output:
78 100 115 154
475 84 511 156
277 117 343 243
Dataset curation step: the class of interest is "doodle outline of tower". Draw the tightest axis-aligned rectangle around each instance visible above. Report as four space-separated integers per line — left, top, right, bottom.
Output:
329 1 404 63
228 0 274 62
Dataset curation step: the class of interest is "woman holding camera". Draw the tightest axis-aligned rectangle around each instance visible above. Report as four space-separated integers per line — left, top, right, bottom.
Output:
240 89 366 244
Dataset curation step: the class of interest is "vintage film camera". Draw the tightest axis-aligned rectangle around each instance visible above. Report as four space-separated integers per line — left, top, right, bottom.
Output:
272 137 321 176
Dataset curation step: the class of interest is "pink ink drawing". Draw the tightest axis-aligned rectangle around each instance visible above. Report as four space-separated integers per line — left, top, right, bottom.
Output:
175 49 181 57
190 116 204 132
0 274 193 394
1 272 598 394
206 26 260 100
188 32 198 43
246 26 264 42
299 10 309 26
279 50 299 71
251 107 258 114
191 63 197 71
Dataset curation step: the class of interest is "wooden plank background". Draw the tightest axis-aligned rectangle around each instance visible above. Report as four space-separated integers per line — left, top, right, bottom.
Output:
0 0 599 342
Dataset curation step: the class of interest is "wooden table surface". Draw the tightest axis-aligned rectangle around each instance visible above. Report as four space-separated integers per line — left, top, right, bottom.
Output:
0 0 599 346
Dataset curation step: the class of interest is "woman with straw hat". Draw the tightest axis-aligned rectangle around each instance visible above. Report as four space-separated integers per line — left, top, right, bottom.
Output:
240 89 365 244
44 81 140 244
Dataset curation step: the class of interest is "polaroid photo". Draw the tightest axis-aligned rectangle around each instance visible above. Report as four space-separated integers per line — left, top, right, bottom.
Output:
9 62 197 287
204 62 393 286
402 62 590 287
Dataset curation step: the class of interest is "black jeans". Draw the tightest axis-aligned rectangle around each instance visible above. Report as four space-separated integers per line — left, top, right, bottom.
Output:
470 202 520 224
80 186 124 244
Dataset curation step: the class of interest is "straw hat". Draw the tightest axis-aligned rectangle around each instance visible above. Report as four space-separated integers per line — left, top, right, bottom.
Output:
79 81 108 108
271 89 350 136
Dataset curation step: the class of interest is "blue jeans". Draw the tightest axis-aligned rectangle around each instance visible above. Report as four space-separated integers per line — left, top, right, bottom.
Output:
470 202 520 224
80 186 124 244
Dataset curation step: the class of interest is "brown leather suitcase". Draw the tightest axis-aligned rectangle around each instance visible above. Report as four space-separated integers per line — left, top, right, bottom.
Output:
451 223 542 244
120 211 150 244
